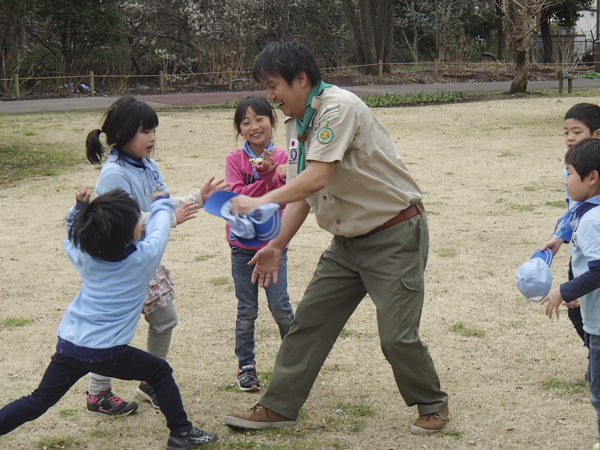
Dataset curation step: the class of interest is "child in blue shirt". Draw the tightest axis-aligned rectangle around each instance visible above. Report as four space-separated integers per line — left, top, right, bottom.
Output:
0 186 217 449
541 103 600 345
542 138 600 449
84 96 225 414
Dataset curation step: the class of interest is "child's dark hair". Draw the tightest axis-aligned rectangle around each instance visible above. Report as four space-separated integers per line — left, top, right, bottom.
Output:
565 103 600 134
233 96 277 136
69 189 140 261
86 96 159 164
252 41 321 87
565 138 600 181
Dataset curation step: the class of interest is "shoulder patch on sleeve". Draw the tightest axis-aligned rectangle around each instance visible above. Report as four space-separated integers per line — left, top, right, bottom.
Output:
318 103 340 122
316 121 334 145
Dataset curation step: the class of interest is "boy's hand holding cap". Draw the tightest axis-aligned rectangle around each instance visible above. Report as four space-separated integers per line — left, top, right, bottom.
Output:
516 248 554 302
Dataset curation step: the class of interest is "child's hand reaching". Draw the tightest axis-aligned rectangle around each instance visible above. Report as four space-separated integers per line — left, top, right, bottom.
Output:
256 150 276 173
174 202 200 225
76 185 91 203
200 176 228 203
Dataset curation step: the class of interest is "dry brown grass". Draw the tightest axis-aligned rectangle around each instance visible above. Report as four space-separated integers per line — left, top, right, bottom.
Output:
0 97 595 449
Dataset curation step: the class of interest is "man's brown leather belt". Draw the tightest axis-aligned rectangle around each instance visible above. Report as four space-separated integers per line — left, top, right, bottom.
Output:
360 201 425 238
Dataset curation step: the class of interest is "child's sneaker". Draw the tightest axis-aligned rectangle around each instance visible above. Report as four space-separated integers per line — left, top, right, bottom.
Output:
236 365 261 392
136 381 159 409
86 389 138 416
167 427 218 449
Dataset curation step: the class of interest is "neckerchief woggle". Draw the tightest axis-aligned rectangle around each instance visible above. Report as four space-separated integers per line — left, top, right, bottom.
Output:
243 140 274 180
110 148 161 190
553 194 600 241
296 81 333 174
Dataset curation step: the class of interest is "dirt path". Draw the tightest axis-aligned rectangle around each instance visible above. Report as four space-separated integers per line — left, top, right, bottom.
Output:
2 79 600 115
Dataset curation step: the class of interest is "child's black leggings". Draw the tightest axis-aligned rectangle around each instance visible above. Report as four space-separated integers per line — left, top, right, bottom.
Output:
0 346 192 436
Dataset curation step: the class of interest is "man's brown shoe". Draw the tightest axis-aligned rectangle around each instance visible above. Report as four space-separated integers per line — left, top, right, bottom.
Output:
410 406 449 434
223 404 296 429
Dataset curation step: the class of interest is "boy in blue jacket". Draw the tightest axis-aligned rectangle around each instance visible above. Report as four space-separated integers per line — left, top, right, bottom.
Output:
0 186 217 450
543 138 600 450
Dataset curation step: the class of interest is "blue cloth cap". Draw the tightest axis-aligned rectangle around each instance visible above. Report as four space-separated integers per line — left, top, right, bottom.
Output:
515 252 553 302
204 190 281 247
530 248 554 268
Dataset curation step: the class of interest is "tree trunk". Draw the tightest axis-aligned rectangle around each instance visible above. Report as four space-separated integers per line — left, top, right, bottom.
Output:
413 23 419 65
358 0 378 75
340 0 366 67
504 2 517 63
435 0 453 63
496 2 503 60
375 0 394 72
540 10 553 63
510 44 529 93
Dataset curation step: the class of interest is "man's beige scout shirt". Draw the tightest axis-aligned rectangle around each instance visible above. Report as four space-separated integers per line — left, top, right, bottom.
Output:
284 85 422 237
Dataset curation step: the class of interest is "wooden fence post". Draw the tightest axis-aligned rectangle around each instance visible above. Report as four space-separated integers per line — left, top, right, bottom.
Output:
558 70 564 94
555 60 560 79
14 71 20 99
378 60 383 82
90 71 94 97
159 71 164 94
434 60 438 82
568 77 573 94
495 61 500 82
228 68 232 91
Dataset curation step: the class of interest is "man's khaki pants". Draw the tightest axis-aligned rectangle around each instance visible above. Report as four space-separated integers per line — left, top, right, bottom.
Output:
261 213 448 420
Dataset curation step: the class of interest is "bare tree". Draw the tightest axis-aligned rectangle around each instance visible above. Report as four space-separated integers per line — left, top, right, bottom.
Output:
397 0 434 65
434 0 461 63
495 0 560 93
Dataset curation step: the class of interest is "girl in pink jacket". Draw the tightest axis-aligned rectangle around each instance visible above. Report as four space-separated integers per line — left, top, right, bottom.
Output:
225 97 294 393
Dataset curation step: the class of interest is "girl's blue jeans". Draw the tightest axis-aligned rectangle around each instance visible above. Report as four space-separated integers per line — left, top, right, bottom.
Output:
589 333 600 439
0 346 192 436
230 245 294 369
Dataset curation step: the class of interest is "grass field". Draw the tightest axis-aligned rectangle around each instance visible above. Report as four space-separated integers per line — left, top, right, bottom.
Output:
1 92 599 449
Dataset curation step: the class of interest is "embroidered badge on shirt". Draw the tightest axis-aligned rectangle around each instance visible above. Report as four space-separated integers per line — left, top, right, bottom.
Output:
319 103 340 121
317 121 334 145
290 149 298 161
290 138 299 149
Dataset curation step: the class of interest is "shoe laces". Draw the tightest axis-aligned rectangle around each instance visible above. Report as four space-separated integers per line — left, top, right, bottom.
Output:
423 411 447 422
106 392 124 406
239 367 258 379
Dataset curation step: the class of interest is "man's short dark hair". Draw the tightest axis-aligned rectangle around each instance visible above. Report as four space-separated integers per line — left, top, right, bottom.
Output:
565 103 600 134
565 138 600 181
68 189 140 261
252 41 322 87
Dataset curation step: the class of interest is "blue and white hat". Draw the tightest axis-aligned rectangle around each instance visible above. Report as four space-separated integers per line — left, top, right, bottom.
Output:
515 248 554 302
204 191 281 247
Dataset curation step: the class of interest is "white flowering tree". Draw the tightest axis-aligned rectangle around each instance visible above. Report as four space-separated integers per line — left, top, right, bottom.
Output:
181 0 296 82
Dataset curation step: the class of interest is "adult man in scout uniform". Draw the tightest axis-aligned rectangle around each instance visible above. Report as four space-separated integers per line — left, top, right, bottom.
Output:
225 41 449 434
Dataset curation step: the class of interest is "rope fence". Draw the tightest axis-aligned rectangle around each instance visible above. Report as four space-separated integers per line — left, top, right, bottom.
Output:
1 60 595 99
